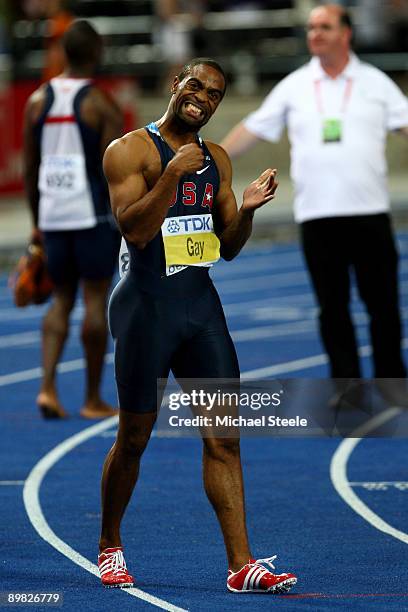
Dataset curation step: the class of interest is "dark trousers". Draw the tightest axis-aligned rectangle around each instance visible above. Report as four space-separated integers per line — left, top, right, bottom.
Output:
300 214 406 378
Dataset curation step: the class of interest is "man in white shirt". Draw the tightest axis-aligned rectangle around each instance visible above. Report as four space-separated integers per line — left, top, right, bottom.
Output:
221 3 408 385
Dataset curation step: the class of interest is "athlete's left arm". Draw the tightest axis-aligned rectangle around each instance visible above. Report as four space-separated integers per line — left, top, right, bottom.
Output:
85 88 124 155
97 90 124 154
208 142 277 261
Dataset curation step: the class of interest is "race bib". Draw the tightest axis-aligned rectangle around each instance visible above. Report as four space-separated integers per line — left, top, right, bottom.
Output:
39 154 87 199
162 214 220 276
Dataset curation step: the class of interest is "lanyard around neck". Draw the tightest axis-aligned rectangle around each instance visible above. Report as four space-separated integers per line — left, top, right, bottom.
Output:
314 77 353 115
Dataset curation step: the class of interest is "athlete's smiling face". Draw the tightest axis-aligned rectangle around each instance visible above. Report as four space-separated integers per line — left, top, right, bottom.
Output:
171 64 225 128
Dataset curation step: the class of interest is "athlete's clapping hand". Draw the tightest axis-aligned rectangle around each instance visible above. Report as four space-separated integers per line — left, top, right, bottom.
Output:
167 143 205 177
242 168 278 211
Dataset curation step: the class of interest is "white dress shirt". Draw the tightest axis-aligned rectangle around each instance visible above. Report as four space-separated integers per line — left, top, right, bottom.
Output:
244 54 408 223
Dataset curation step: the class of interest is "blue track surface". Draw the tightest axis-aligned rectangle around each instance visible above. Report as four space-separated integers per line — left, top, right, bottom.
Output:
1 238 408 611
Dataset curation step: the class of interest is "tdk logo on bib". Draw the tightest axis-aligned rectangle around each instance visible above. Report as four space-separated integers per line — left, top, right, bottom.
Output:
46 156 76 169
165 216 212 234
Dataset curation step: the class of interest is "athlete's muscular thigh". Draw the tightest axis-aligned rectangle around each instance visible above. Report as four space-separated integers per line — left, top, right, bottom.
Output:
172 285 240 379
109 277 184 412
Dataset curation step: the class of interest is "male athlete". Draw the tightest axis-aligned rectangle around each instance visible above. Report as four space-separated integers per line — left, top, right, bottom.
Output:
98 58 297 594
23 20 123 419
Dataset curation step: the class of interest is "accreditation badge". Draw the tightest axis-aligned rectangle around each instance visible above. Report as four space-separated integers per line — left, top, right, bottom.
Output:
322 118 342 143
162 214 220 276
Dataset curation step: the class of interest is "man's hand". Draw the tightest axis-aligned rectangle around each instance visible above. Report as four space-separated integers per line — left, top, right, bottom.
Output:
242 168 278 212
167 143 205 177
30 227 44 246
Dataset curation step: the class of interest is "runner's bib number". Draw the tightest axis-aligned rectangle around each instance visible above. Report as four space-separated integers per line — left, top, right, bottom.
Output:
162 214 220 275
118 214 221 279
39 155 87 199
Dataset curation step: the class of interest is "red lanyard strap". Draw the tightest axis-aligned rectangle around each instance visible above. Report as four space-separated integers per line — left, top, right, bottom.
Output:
314 78 353 114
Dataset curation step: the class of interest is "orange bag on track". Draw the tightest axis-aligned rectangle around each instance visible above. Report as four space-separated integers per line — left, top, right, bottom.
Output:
10 243 54 307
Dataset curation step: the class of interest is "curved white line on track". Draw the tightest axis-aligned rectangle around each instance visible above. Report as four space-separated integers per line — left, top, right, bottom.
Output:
12 328 408 603
330 407 408 545
23 417 188 612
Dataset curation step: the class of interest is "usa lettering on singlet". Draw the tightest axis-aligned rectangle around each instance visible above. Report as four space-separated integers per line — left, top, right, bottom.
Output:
119 123 221 278
37 78 98 231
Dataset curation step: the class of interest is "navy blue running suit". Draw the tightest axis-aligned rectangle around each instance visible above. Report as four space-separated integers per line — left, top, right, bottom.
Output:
109 123 239 413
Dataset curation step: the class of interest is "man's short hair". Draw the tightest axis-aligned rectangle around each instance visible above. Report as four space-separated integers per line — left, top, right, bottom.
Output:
339 9 353 30
178 58 227 96
62 20 102 68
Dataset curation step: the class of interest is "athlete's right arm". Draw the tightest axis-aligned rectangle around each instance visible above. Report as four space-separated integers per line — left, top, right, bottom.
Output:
22 88 45 241
103 134 204 248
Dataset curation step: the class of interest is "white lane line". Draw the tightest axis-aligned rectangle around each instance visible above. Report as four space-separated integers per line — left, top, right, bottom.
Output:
241 354 328 378
0 331 40 348
0 338 392 387
8 302 408 351
231 320 316 342
4 278 408 321
0 306 84 323
4 335 408 388
242 345 368 378
236 305 408 331
22 417 188 612
242 338 408 377
0 325 81 349
217 271 309 294
0 326 82 349
0 366 43 386
247 306 314 322
0 354 114 387
224 296 312 317
1 350 324 386
5 304 408 350
0 294 17 303
218 269 408 295
0 308 46 322
212 252 303 277
330 408 408 545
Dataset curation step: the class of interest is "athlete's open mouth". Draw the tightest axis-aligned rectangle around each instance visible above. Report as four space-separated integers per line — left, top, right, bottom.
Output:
184 102 205 119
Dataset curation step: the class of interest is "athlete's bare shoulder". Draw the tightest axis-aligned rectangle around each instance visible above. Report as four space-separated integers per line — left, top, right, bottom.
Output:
103 128 153 182
85 85 119 114
78 85 122 132
29 83 48 104
106 128 152 157
25 84 48 123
